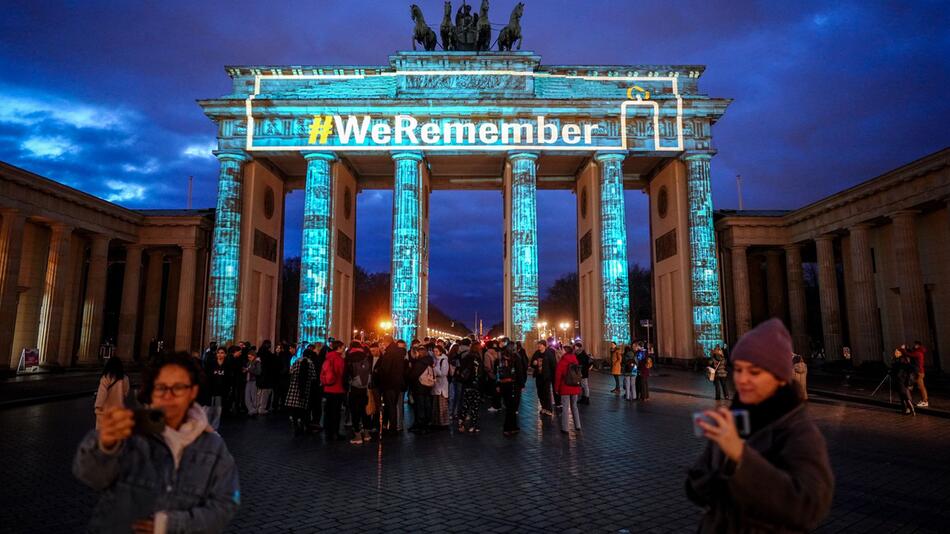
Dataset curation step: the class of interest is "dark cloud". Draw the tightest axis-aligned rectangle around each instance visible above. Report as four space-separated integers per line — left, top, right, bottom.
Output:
2 0 947 328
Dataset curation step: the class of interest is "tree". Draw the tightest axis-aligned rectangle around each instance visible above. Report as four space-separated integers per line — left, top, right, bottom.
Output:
628 264 653 340
539 272 579 323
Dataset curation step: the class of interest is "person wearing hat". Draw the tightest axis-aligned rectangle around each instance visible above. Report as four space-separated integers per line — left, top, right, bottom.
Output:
686 318 834 533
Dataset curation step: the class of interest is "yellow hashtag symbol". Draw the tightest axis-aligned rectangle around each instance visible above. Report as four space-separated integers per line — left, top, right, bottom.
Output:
308 115 334 144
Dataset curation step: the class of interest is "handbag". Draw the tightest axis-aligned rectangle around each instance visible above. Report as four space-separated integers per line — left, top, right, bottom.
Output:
705 366 716 382
365 389 377 415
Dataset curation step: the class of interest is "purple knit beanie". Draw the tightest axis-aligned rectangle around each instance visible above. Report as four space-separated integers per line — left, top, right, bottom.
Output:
730 318 793 382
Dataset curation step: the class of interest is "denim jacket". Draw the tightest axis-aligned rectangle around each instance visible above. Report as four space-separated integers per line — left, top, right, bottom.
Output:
72 425 239 533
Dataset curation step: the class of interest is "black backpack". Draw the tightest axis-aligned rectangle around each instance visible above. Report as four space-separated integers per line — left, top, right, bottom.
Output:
458 356 480 385
349 356 371 389
496 354 516 383
564 363 582 387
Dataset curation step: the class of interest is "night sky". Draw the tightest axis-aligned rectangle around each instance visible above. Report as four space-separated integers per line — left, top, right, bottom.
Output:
2 1 948 329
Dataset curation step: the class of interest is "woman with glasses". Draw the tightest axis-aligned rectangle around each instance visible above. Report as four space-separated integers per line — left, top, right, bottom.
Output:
73 352 240 533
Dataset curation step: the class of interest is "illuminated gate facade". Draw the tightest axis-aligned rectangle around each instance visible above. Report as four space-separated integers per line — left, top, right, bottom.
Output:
198 51 730 359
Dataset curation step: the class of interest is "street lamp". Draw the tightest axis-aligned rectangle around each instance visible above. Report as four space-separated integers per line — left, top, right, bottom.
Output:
559 321 570 342
379 320 392 334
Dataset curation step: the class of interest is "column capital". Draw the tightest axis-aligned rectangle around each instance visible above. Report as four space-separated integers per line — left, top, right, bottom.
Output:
507 151 539 162
212 149 250 163
731 244 749 252
889 209 919 221
849 222 874 234
179 243 199 251
49 222 74 233
391 151 424 162
302 151 337 162
782 242 803 252
0 207 21 216
124 242 145 252
147 248 165 259
681 150 716 162
89 233 112 245
814 233 836 243
593 151 626 163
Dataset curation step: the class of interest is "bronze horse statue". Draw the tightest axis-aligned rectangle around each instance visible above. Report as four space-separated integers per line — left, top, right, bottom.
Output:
410 4 437 51
497 2 524 51
440 1 456 50
476 0 492 51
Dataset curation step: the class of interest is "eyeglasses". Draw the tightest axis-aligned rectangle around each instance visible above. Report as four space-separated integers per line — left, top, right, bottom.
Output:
153 383 194 397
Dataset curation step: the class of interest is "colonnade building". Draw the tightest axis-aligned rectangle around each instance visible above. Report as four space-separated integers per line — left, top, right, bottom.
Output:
1 50 946 374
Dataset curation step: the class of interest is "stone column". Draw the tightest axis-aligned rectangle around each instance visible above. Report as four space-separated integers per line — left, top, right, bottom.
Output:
730 245 752 338
390 152 424 343
116 244 143 361
765 250 786 321
174 245 198 352
784 244 809 355
507 152 540 343
77 235 111 364
0 209 26 368
37 223 73 366
206 150 249 345
848 223 882 365
297 152 336 344
815 235 843 359
683 152 724 357
890 210 931 350
139 250 165 358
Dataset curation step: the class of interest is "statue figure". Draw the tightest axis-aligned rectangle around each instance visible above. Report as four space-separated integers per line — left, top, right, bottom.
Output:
410 4 437 51
497 2 524 51
476 0 491 51
454 2 478 50
440 1 456 50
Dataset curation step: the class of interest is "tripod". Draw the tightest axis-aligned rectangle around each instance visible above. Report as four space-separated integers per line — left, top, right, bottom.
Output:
870 372 894 403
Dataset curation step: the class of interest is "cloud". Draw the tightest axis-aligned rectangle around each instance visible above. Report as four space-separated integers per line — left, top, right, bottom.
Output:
122 158 159 174
20 135 78 159
0 86 131 130
181 140 216 159
104 180 148 202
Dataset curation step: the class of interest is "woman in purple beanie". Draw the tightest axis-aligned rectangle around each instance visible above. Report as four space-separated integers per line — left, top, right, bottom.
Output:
686 318 834 533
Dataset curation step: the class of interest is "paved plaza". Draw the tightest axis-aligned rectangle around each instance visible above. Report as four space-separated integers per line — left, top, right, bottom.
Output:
2 371 949 533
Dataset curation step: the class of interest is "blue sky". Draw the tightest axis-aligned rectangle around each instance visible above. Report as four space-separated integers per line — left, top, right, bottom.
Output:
2 0 948 327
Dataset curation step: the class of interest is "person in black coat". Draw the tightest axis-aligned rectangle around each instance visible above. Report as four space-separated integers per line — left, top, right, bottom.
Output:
407 345 434 433
575 342 592 404
375 337 408 433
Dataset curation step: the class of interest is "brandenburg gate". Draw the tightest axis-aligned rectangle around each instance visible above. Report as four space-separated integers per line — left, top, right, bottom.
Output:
198 51 730 359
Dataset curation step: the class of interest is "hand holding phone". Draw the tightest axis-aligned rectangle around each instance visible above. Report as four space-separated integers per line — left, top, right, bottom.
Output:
692 407 750 462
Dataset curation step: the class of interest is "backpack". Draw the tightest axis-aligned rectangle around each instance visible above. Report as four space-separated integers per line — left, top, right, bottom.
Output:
496 354 516 383
563 362 582 387
349 356 371 389
418 365 436 387
320 358 338 387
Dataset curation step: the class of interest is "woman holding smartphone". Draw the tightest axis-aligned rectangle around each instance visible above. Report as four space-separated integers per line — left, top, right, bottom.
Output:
686 318 834 533
73 352 240 533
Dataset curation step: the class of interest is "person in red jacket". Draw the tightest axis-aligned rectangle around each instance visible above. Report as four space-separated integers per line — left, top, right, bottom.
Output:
555 345 582 434
321 340 347 440
908 341 929 407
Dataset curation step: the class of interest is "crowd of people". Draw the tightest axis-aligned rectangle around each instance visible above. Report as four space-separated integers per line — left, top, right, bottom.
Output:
75 318 845 533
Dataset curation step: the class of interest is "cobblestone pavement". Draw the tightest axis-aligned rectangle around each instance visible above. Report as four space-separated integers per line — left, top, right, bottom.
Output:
2 371 949 533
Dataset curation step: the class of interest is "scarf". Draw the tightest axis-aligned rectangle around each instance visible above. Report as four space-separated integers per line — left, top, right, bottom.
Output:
730 385 801 435
161 404 212 470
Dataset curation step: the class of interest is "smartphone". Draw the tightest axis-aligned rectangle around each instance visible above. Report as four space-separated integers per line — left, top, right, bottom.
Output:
692 409 751 438
133 408 166 435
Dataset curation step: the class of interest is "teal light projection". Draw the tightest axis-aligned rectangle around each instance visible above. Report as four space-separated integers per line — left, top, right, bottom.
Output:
508 152 540 342
684 152 723 357
390 152 424 343
596 152 632 345
206 151 248 344
298 152 336 345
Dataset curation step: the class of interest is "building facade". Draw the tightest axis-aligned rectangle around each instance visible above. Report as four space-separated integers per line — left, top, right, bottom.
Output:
0 162 213 371
716 148 950 370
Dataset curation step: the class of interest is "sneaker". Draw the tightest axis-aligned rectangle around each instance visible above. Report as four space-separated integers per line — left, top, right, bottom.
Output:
487 407 499 413
350 436 363 444
916 401 929 407
361 430 372 442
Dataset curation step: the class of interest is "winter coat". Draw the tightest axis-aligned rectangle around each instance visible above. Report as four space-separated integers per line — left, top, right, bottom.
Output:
73 404 239 533
432 354 450 398
375 345 408 391
343 348 372 389
257 348 277 389
713 353 728 378
576 350 592 379
686 387 834 533
245 358 261 383
554 354 583 396
636 350 652 378
286 356 318 410
610 350 622 375
495 350 527 386
95 376 130 414
321 351 346 394
205 359 230 398
408 355 434 395
542 348 558 382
